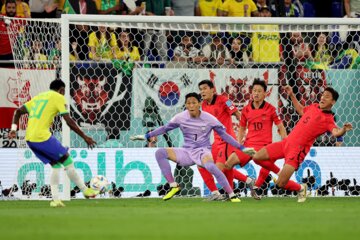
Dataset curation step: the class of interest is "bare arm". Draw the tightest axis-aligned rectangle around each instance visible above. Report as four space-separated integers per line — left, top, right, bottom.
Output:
276 123 287 139
8 106 28 139
63 114 96 148
283 85 304 116
237 126 246 144
195 6 201 16
344 0 351 17
331 123 353 138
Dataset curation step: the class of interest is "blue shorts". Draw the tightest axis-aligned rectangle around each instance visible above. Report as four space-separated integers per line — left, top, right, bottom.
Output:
27 136 69 165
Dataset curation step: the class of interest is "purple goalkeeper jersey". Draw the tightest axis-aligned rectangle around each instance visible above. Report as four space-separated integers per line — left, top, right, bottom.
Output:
147 110 244 150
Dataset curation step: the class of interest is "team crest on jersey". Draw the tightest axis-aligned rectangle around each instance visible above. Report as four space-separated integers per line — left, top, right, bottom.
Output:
201 126 206 132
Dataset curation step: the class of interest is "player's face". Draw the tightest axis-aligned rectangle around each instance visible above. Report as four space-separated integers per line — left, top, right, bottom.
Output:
199 84 214 102
252 85 266 103
319 91 335 110
185 97 201 117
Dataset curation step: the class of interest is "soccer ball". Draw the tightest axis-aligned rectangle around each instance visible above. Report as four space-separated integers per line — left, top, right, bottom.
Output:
90 175 109 194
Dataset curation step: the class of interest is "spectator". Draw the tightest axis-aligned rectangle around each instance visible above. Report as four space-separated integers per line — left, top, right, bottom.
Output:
120 0 144 15
88 26 117 60
29 0 58 18
95 0 120 15
290 32 312 62
250 6 281 63
312 33 332 65
195 0 222 47
220 0 259 17
28 39 48 68
0 0 17 68
344 0 360 17
49 38 61 62
201 33 232 68
69 42 79 61
143 0 172 61
283 0 300 17
67 0 98 14
229 38 250 66
173 35 201 65
114 31 140 61
1 0 30 18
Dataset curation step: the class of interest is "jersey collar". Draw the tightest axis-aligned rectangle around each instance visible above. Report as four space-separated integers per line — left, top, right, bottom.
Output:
209 94 217 105
251 101 266 109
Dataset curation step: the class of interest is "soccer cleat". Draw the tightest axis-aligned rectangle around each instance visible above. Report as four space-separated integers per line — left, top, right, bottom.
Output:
162 186 181 201
297 183 308 203
242 147 256 156
83 188 99 199
50 200 66 208
248 178 261 200
229 195 241 203
204 193 227 201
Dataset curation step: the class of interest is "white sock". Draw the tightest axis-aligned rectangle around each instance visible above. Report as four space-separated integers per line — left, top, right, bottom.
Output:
169 182 178 188
212 190 220 195
64 163 86 191
245 177 252 184
50 168 60 201
229 192 236 198
300 185 305 192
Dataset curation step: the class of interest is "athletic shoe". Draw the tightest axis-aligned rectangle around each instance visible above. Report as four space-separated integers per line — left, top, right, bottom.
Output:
83 188 99 199
163 186 181 201
248 178 261 200
297 184 308 203
229 195 241 203
203 193 227 201
50 200 66 207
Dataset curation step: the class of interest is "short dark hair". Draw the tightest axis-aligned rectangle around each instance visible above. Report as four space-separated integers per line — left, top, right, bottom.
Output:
252 79 267 91
6 0 16 5
185 92 201 102
324 87 339 101
50 79 66 91
198 80 214 89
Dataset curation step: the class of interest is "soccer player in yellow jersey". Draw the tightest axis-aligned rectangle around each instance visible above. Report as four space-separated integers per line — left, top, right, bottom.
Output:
8 79 98 207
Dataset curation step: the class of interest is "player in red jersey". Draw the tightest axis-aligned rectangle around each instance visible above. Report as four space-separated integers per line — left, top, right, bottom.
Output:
198 80 255 200
225 79 288 200
251 85 352 202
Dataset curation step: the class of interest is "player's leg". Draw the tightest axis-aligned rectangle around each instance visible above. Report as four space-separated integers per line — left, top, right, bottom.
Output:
156 148 189 200
198 145 220 198
201 154 240 202
49 163 66 207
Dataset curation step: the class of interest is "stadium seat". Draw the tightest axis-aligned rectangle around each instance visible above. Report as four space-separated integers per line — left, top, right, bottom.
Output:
332 1 343 17
303 2 316 17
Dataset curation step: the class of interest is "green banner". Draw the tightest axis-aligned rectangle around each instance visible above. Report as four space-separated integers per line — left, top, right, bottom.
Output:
326 70 360 146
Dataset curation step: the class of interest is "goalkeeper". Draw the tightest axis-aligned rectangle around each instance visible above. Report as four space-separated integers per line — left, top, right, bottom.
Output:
8 79 99 207
131 92 255 202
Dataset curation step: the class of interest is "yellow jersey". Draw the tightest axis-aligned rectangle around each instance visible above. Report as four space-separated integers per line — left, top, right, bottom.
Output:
114 46 140 61
24 91 68 142
88 31 117 60
251 25 280 63
197 0 223 16
221 0 257 17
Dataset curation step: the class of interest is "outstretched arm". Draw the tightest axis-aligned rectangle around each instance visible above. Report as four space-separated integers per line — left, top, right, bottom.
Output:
284 85 304 116
8 106 28 139
146 122 179 139
331 123 353 137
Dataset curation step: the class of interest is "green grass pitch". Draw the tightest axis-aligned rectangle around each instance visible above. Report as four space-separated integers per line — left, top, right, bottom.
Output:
0 197 359 240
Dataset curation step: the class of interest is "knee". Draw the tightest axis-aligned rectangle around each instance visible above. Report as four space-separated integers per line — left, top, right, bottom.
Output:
155 148 168 159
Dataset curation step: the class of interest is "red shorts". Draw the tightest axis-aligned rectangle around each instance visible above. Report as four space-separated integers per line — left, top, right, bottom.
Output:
265 139 310 170
212 142 237 164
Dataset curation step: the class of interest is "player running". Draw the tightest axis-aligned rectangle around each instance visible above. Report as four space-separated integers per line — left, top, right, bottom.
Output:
8 79 99 207
130 92 256 202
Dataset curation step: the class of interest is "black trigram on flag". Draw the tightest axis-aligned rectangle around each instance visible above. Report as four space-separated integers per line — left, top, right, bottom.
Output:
180 74 192 87
146 73 159 88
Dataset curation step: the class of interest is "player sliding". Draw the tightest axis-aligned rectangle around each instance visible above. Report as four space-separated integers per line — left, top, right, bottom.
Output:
130 92 256 202
251 85 352 202
8 79 99 207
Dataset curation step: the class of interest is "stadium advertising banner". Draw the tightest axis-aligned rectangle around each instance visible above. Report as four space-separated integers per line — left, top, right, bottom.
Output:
1 147 359 198
0 68 56 147
132 68 279 146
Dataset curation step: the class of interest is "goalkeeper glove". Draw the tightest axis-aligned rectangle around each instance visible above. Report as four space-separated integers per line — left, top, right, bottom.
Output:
130 133 150 141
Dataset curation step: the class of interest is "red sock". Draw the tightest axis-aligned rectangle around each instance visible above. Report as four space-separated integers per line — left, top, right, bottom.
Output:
283 180 301 191
198 167 217 192
232 169 247 182
255 168 270 188
223 168 234 188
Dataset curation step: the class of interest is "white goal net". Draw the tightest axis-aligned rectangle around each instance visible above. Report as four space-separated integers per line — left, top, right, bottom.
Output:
0 15 359 199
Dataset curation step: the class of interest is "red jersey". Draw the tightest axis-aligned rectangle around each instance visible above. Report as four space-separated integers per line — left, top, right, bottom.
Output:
0 15 22 55
240 101 282 147
202 94 237 144
287 104 337 147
